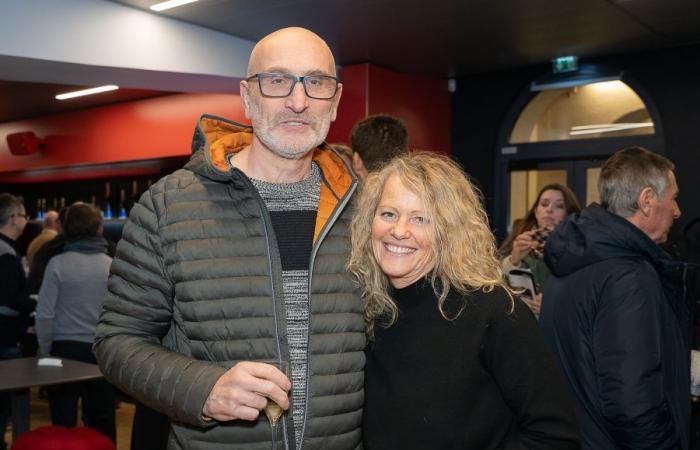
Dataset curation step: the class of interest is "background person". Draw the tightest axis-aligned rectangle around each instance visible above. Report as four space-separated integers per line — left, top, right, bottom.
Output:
26 206 116 296
349 153 580 450
540 146 688 450
35 202 116 441
350 114 409 180
0 193 33 450
26 210 60 268
498 184 581 316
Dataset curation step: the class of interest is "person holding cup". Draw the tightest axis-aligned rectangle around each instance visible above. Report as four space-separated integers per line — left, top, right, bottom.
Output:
498 184 581 317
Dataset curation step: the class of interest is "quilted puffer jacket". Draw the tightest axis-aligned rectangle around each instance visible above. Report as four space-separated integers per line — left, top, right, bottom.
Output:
94 114 365 450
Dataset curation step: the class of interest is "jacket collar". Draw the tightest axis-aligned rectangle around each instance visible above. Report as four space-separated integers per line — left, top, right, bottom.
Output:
186 114 355 194
546 203 675 277
186 114 357 243
0 232 19 258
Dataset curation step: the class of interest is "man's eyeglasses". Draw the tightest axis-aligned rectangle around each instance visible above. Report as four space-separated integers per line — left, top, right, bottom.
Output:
12 213 28 220
246 73 339 99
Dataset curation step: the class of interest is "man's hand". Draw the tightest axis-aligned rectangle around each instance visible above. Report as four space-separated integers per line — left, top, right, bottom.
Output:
202 361 291 422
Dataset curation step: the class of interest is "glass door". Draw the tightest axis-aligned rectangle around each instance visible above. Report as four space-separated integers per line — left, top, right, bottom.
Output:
505 158 604 233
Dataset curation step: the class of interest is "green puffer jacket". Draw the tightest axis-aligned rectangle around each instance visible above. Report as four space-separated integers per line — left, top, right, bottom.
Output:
94 115 365 450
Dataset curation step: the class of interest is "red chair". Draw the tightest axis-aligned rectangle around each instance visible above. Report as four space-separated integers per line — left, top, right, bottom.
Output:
11 426 114 450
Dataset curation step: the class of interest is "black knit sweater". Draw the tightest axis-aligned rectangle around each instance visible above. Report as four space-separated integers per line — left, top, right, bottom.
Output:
363 278 580 450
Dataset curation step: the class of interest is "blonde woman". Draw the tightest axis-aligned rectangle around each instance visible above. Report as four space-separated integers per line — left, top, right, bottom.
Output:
348 153 580 450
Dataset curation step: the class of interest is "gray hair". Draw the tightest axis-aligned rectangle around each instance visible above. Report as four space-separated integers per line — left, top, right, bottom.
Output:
598 147 674 217
0 193 24 227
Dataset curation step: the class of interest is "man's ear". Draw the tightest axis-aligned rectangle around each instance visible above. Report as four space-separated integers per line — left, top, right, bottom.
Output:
330 83 343 122
240 80 252 119
637 186 657 216
352 152 369 180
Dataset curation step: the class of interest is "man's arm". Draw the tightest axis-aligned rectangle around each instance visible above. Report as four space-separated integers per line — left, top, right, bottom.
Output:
0 255 35 314
94 190 227 427
595 266 678 449
26 238 63 295
94 189 291 427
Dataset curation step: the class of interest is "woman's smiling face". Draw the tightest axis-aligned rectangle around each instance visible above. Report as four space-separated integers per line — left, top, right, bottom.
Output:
371 175 435 288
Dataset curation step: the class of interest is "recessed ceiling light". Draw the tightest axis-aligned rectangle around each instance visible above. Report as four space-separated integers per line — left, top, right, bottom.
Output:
150 0 199 12
55 85 119 100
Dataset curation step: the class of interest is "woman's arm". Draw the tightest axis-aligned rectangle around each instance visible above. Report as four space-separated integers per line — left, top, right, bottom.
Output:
484 292 581 450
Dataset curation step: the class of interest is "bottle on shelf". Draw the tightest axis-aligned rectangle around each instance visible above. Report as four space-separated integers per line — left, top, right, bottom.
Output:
103 182 113 219
118 188 127 219
127 180 139 212
37 198 45 220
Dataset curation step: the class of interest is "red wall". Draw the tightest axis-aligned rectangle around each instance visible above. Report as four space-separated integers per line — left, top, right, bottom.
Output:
330 63 451 153
0 93 248 179
367 65 451 153
327 64 369 145
0 64 450 182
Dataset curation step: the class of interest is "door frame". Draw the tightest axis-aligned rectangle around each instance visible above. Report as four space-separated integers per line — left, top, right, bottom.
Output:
493 73 665 240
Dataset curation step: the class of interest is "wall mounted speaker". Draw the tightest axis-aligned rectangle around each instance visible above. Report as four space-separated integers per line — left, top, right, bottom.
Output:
6 132 46 155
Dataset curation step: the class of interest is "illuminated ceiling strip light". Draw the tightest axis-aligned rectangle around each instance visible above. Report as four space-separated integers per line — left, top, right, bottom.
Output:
571 122 653 131
569 123 653 136
55 85 119 100
570 125 653 136
150 0 198 11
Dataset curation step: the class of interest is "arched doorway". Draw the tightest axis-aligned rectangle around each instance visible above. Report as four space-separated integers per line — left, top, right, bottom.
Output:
494 77 665 239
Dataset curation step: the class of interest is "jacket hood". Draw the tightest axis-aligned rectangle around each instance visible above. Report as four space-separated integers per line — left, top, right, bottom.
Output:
184 113 356 242
186 113 354 184
544 203 667 277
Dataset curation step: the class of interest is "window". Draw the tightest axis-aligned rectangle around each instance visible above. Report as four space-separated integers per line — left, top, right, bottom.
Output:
510 81 654 143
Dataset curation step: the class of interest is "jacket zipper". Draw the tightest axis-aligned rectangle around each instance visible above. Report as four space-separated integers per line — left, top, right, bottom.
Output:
298 176 357 450
235 171 292 450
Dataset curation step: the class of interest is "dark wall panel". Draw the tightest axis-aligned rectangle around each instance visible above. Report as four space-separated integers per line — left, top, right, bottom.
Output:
452 45 700 233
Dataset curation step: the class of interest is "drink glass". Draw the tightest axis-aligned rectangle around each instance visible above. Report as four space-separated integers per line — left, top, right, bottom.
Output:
262 360 289 450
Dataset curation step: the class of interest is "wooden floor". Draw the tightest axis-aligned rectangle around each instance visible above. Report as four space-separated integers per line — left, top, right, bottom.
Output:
3 387 135 450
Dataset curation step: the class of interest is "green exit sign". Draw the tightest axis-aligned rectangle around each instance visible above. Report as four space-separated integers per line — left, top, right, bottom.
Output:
552 56 578 73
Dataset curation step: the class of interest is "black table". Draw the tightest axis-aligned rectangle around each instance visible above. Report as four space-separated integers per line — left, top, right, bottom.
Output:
0 357 103 391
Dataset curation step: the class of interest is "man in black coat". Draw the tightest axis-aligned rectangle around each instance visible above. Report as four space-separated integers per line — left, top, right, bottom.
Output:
0 193 34 449
540 146 690 450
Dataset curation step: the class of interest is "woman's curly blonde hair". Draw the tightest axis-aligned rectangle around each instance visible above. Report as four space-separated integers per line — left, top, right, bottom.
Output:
347 152 511 337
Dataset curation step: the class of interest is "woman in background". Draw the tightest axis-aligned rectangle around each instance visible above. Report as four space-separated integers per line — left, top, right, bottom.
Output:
498 184 581 317
36 202 116 442
349 153 580 450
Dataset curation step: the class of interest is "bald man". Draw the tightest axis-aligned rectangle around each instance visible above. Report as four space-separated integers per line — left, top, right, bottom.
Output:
26 210 60 267
95 28 364 450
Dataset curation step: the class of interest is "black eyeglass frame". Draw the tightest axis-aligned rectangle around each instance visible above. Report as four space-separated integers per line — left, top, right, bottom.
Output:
11 213 28 219
245 72 340 99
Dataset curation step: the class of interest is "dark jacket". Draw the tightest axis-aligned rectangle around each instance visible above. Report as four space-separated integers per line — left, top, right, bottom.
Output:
541 203 692 450
0 232 35 347
94 115 365 450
